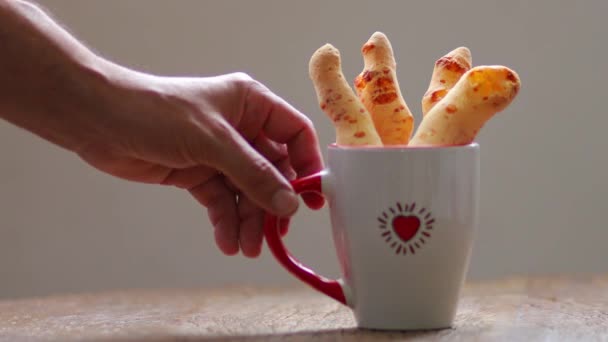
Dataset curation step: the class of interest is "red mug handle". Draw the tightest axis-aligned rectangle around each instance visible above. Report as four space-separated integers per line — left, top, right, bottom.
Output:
264 170 347 305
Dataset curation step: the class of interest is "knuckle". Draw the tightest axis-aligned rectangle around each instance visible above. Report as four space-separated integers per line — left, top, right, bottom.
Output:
228 72 266 104
230 72 258 91
300 115 315 131
208 209 229 229
250 157 276 179
246 157 281 191
230 71 253 83
294 115 317 143
204 122 236 166
210 118 234 139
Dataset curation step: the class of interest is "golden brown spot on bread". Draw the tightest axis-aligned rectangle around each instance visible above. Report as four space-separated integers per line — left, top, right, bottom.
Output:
355 70 377 90
333 108 346 122
436 56 466 73
429 89 447 103
354 76 365 90
446 104 457 113
366 75 398 104
362 43 375 54
363 70 376 82
506 70 518 83
374 93 397 104
376 76 394 87
354 131 366 138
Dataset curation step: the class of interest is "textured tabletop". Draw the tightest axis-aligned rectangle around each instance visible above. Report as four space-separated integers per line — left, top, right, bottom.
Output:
1 275 607 341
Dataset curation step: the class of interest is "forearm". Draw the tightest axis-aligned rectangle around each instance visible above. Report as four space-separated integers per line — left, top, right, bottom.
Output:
0 0 121 152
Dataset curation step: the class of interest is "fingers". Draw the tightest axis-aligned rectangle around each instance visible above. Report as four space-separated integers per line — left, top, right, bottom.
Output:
242 81 327 210
308 43 382 146
174 74 330 256
234 135 291 257
253 129 325 210
211 122 299 218
189 176 240 255
247 135 305 242
166 132 302 258
252 133 296 181
243 81 325 178
236 195 265 258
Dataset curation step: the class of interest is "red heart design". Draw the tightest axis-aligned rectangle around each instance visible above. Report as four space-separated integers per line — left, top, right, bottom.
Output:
392 215 420 242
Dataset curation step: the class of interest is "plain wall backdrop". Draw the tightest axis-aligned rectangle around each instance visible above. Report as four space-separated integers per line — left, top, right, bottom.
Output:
1 0 607 298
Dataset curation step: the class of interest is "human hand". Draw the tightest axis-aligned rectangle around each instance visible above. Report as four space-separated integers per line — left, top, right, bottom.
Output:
77 71 324 257
0 0 323 257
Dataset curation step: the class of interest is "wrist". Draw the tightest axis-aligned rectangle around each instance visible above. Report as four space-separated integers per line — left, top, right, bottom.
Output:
52 56 121 152
0 0 111 152
0 0 156 154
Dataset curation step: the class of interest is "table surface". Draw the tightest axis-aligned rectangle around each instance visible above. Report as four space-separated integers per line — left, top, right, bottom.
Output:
1 275 607 341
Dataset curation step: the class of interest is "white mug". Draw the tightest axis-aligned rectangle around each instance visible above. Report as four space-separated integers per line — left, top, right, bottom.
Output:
265 143 479 330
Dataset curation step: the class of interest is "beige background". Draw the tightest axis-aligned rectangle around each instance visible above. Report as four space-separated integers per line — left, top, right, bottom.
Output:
1 0 606 299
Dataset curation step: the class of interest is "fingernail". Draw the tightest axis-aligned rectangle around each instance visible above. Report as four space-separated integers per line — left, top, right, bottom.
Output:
272 189 299 216
285 169 297 181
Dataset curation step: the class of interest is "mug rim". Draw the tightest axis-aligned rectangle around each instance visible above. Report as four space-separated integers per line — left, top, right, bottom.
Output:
328 142 479 151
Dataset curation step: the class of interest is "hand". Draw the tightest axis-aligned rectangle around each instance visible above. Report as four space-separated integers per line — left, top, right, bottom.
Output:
0 0 324 258
77 71 324 257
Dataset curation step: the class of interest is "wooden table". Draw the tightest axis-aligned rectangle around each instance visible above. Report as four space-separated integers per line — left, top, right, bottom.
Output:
1 275 607 341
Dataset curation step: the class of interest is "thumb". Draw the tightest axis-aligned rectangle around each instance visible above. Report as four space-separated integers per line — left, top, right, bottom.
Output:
212 131 299 217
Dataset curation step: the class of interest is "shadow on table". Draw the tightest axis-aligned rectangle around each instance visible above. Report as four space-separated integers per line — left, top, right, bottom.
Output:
98 327 445 342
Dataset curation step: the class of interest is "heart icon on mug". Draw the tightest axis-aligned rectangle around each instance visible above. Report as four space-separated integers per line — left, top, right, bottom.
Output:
378 202 435 255
392 215 420 242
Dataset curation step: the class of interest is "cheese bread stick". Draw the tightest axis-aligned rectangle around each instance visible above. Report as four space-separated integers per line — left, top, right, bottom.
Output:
309 44 382 146
410 65 520 146
421 47 472 116
354 32 414 145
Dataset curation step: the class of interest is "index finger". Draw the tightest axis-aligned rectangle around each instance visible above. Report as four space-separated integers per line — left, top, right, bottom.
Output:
244 82 324 179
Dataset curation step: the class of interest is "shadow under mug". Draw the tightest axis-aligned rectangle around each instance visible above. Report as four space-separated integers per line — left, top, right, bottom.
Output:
264 143 479 330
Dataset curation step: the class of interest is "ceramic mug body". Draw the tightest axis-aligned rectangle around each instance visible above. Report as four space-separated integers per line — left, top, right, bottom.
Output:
265 143 479 330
